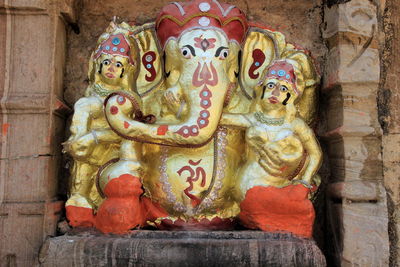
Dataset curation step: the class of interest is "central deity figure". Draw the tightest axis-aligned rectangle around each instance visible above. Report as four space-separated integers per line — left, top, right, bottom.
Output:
64 0 321 237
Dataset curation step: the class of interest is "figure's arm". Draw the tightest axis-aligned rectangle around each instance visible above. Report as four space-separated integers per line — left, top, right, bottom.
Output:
293 119 322 185
219 113 252 128
69 96 103 139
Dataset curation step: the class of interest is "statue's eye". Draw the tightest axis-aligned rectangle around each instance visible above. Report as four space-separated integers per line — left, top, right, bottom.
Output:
219 49 229 59
103 59 111 65
266 82 275 89
115 61 123 68
215 47 229 59
181 45 195 59
280 85 288 92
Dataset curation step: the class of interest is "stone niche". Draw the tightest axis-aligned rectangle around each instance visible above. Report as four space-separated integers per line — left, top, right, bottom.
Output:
0 0 393 266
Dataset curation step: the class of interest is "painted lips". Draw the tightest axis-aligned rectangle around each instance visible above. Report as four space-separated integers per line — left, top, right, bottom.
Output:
268 97 278 104
105 72 115 79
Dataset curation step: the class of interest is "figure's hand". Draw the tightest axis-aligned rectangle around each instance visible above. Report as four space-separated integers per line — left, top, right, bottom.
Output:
64 133 97 159
262 136 303 165
162 86 183 116
246 127 268 151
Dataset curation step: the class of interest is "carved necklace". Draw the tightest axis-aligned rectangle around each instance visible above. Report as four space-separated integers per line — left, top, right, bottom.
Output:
92 83 122 97
254 111 285 126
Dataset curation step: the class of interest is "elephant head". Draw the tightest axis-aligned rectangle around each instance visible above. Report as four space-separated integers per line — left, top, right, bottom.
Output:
104 0 248 146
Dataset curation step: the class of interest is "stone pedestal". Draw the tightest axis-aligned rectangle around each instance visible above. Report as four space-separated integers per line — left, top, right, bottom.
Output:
39 230 326 267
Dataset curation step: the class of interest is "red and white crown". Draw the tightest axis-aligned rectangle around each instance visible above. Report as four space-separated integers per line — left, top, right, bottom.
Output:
94 33 135 65
265 60 300 95
156 0 248 48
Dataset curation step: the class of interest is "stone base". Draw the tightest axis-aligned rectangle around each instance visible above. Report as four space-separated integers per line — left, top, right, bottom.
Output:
39 230 326 266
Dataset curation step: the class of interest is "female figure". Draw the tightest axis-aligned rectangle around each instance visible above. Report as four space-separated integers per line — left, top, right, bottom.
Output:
63 22 143 227
221 59 322 237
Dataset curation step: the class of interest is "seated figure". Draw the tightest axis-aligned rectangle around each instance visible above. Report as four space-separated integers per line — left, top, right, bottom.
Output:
221 59 322 237
63 22 144 227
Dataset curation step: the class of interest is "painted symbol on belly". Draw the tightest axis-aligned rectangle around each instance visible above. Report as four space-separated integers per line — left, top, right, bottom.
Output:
177 159 206 207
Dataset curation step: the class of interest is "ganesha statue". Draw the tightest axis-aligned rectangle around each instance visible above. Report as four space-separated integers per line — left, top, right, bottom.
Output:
64 0 321 238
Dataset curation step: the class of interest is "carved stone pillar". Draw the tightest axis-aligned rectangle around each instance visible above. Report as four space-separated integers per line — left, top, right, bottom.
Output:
322 0 390 265
0 0 77 265
380 0 400 265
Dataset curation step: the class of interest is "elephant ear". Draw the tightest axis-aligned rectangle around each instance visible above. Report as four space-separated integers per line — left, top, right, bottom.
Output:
239 27 287 99
130 22 164 97
282 47 320 127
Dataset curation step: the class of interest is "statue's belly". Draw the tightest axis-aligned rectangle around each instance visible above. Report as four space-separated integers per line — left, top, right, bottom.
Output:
141 127 245 220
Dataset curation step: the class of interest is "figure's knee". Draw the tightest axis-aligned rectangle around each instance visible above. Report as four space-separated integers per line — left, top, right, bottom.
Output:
103 174 143 198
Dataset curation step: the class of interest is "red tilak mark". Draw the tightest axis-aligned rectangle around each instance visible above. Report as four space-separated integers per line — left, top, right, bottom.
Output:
194 36 216 51
142 51 157 82
124 121 130 129
117 95 126 105
157 125 168 135
194 36 217 52
2 123 10 136
248 49 266 79
177 159 207 207
192 62 218 87
110 106 119 115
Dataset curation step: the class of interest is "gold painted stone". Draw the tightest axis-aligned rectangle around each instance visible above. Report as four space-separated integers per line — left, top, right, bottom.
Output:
64 0 321 234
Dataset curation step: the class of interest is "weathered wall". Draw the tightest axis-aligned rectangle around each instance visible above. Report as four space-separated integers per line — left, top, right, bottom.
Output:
321 0 391 266
0 0 77 266
380 0 400 265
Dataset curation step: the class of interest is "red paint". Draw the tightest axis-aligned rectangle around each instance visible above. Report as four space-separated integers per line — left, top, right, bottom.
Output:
265 61 299 95
200 99 211 109
157 125 169 135
194 36 216 51
93 33 135 65
199 87 212 99
124 121 130 129
268 97 278 104
248 49 265 79
189 125 199 136
279 165 288 172
156 1 248 48
105 72 115 79
2 123 10 136
141 197 169 222
176 126 191 138
239 185 315 238
110 105 119 115
142 51 157 82
95 174 144 234
192 62 218 87
66 206 95 227
177 159 207 207
197 117 209 129
200 110 210 119
117 95 126 105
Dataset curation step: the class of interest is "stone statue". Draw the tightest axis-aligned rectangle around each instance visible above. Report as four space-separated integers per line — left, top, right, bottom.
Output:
64 0 321 237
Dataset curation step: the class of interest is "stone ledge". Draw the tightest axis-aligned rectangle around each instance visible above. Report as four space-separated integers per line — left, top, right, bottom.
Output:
39 230 326 267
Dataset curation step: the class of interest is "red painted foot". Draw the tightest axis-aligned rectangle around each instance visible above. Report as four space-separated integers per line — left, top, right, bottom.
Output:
141 197 168 222
95 174 144 234
66 206 95 227
239 184 315 238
